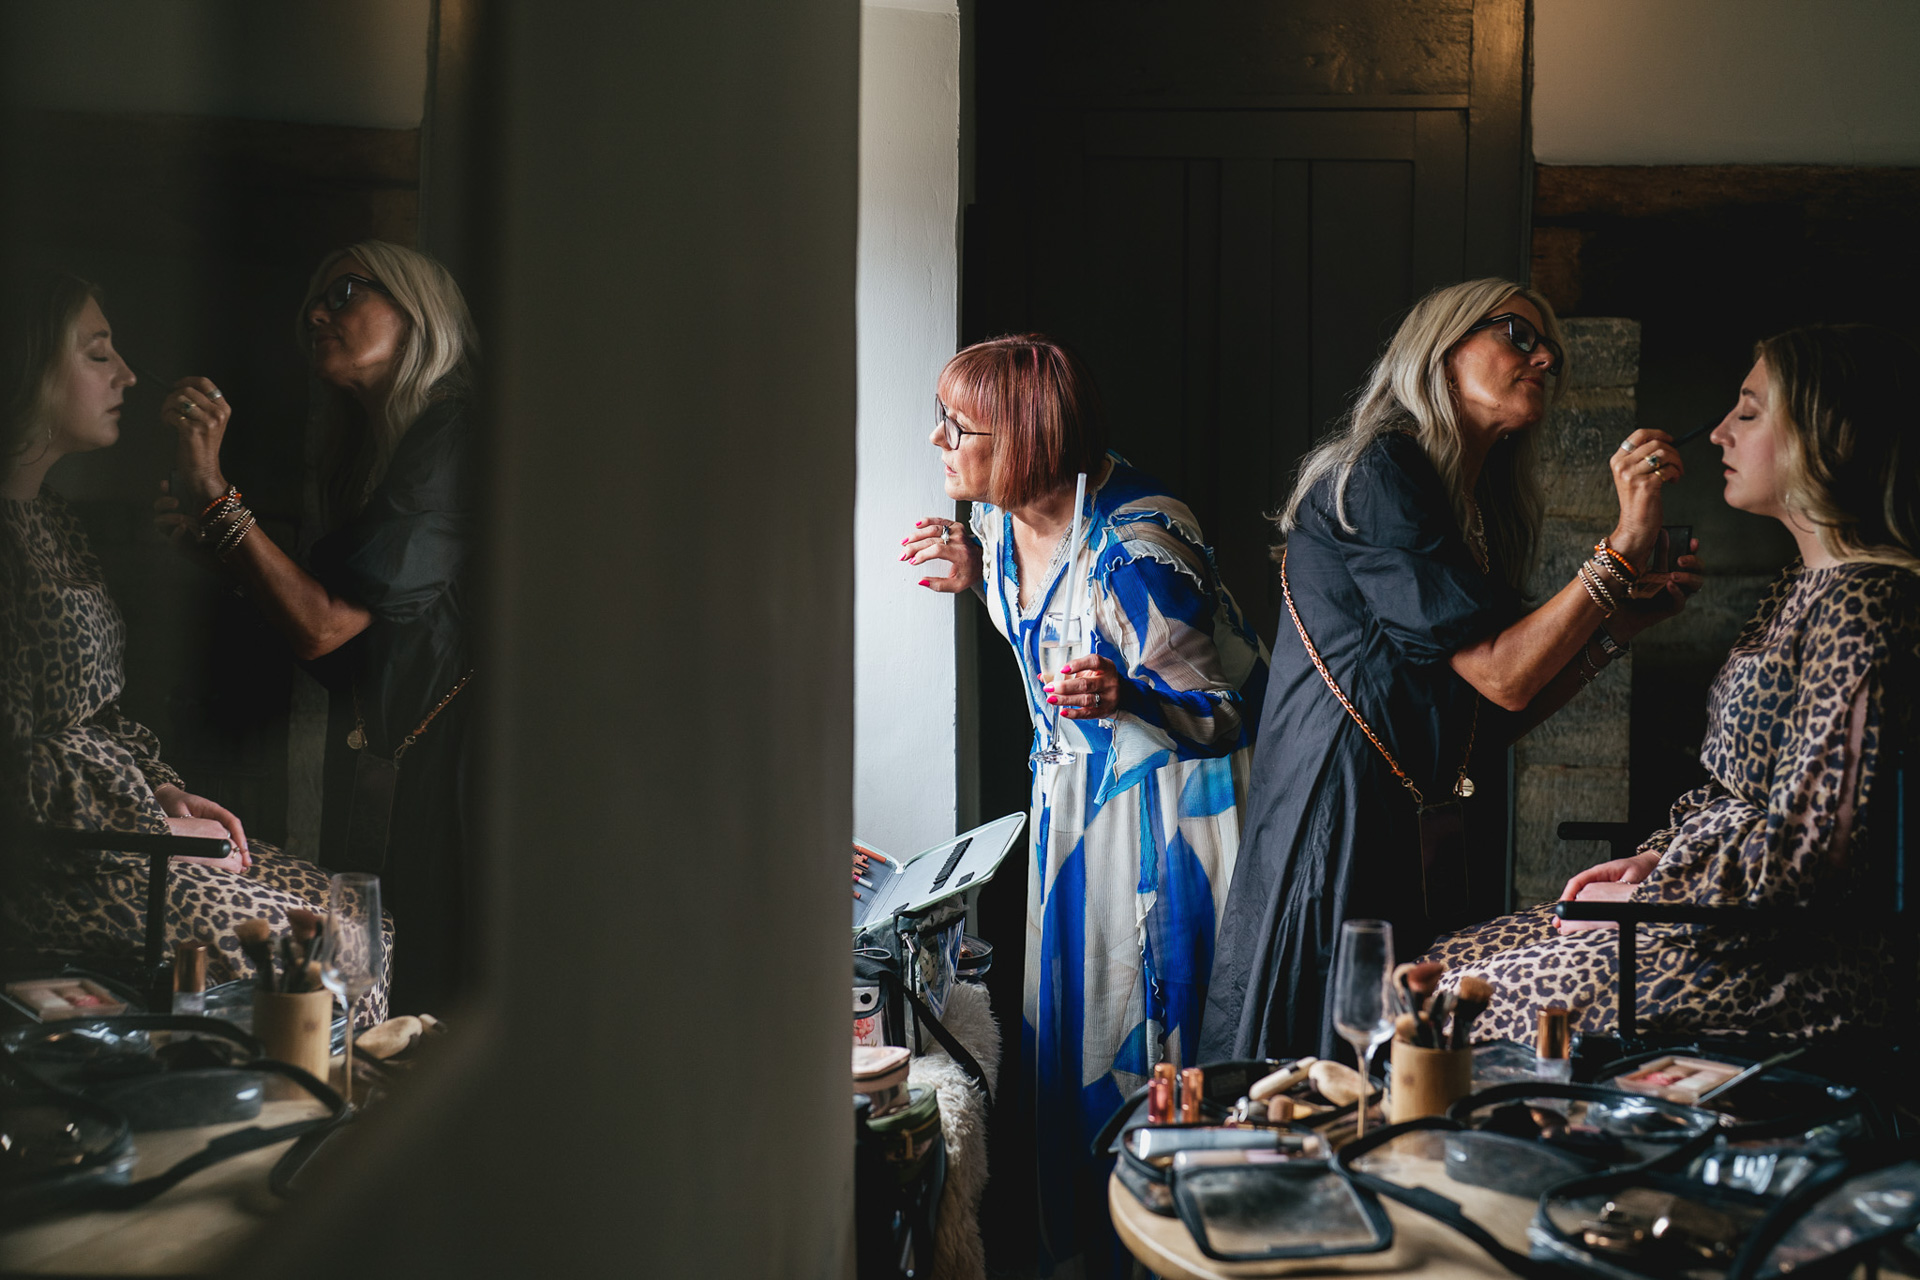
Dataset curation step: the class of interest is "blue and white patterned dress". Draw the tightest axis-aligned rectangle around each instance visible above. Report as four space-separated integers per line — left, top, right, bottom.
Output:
972 456 1267 1270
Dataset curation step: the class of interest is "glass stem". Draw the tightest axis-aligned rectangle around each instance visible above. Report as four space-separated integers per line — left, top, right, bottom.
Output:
341 1005 356 1107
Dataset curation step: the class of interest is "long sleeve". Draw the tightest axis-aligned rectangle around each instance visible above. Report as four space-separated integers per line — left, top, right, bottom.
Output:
1638 568 1920 911
91 702 185 795
1094 522 1246 755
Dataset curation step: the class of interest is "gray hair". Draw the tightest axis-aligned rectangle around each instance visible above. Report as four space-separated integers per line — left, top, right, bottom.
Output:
1275 278 1565 593
298 240 478 522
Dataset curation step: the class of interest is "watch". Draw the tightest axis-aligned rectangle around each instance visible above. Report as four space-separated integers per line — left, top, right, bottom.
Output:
1595 626 1630 661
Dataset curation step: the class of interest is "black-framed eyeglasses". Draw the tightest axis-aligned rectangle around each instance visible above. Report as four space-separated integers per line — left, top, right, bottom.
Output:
1464 312 1563 375
316 273 391 315
935 395 992 449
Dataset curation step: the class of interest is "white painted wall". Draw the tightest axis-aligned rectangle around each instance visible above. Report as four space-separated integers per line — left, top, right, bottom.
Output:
3 0 430 129
1534 0 1920 165
854 0 965 857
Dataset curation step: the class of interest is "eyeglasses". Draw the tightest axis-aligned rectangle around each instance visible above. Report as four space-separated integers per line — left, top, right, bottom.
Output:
1464 312 1563 375
314 273 391 315
935 396 992 449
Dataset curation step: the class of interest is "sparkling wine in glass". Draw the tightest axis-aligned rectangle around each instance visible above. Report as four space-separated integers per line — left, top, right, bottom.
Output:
316 872 382 1108
1331 918 1396 1138
1032 611 1082 766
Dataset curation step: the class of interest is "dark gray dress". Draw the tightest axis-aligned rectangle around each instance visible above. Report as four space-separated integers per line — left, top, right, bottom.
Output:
1201 432 1515 1061
308 398 476 1012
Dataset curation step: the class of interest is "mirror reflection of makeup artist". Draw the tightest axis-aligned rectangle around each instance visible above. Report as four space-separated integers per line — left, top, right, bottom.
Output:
157 241 477 1012
1201 278 1703 1065
1428 324 1920 1042
2 270 384 1015
901 335 1268 1276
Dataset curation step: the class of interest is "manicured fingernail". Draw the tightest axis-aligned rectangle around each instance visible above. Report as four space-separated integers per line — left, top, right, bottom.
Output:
915 520 926 527
918 579 930 587
1047 695 1058 704
899 552 908 561
1043 684 1055 693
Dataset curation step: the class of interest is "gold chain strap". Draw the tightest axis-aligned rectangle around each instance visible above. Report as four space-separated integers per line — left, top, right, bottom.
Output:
349 669 476 762
1279 548 1475 806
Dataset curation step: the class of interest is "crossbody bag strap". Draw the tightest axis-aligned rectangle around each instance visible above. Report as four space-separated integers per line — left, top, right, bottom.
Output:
1280 547 1432 805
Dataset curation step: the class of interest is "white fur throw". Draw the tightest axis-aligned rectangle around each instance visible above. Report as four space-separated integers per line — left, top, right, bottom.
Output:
909 980 1001 1280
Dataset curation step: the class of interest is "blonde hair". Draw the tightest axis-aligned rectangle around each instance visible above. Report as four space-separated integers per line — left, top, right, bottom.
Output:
298 241 477 522
1275 278 1565 593
1758 325 1920 573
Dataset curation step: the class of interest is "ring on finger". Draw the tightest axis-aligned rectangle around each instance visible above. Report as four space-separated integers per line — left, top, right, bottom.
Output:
209 388 224 400
1617 439 1635 454
939 525 951 546
1645 453 1664 472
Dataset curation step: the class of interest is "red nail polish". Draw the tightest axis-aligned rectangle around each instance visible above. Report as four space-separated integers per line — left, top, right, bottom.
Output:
918 579 930 587
1047 695 1058 704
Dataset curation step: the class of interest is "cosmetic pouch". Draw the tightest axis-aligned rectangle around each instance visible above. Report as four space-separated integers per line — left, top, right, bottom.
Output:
1533 1149 1920 1280
853 914 992 1107
0 1015 347 1221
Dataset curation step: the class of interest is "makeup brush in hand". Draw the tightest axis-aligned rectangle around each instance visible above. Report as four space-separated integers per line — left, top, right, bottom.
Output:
1449 976 1494 1049
234 918 277 991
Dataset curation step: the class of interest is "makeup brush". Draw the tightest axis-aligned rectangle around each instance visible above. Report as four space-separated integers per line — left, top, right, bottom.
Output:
1395 1012 1420 1044
1450 976 1494 1049
1426 989 1455 1049
233 918 277 991
1670 420 1718 448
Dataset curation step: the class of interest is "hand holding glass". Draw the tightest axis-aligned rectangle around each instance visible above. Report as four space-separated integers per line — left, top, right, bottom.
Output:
1331 919 1396 1138
314 872 382 1107
1033 610 1083 766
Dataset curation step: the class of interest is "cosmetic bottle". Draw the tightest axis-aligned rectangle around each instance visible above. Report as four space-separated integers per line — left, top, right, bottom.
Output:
1535 1004 1572 1085
172 940 208 1016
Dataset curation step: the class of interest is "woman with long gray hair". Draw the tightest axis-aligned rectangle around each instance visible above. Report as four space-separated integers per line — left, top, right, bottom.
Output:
1201 278 1701 1063
158 240 479 1011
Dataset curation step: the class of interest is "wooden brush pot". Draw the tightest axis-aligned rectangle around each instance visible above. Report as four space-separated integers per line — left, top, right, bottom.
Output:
1388 1040 1473 1123
254 988 334 1095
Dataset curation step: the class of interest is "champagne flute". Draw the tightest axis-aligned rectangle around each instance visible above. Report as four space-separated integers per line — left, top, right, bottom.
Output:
1032 610 1082 766
315 872 382 1107
1331 918 1396 1138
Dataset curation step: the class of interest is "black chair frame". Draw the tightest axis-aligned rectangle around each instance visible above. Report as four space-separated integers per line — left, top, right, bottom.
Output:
1550 748 1914 1059
9 826 233 1003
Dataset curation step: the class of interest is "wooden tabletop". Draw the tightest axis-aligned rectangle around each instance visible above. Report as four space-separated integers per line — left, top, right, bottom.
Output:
1109 1128 1544 1280
0 1100 322 1277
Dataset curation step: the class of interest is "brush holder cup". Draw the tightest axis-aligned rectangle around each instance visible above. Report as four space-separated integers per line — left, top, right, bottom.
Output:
1388 1040 1473 1123
253 989 334 1096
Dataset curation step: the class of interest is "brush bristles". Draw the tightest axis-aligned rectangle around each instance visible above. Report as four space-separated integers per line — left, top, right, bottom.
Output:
286 908 320 939
1457 975 1494 1003
234 917 271 945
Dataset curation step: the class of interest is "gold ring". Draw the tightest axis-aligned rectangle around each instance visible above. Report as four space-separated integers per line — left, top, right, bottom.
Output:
1645 454 1664 472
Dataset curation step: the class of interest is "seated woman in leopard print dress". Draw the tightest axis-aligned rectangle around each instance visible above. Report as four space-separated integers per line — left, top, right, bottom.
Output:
1426 324 1920 1042
1 271 388 1022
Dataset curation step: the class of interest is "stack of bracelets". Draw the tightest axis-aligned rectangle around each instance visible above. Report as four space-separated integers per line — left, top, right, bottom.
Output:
1573 537 1638 684
197 485 256 561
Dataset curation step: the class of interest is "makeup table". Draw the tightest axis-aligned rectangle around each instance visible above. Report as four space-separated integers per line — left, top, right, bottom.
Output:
0 1100 320 1277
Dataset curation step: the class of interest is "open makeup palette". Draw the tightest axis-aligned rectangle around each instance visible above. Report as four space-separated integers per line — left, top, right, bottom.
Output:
851 812 1025 931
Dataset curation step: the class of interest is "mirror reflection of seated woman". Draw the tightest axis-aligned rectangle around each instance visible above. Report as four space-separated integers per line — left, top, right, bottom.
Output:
158 242 477 1012
1428 325 1920 1041
0 270 387 1021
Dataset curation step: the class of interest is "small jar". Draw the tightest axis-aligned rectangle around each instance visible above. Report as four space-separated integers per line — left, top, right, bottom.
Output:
1535 1004 1572 1085
172 940 208 1017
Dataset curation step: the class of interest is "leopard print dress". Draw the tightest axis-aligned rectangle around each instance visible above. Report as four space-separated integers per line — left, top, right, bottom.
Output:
1424 561 1919 1042
2 489 389 1024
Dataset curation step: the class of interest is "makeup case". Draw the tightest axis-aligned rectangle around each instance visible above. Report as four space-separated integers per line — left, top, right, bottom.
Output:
851 812 1025 1105
0 1015 347 1221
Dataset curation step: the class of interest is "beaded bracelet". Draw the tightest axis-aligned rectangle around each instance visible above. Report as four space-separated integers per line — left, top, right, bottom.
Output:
1595 537 1639 581
198 485 241 522
1592 555 1634 595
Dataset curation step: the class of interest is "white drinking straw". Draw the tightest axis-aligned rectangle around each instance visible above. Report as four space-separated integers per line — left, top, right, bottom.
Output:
1058 470 1089 657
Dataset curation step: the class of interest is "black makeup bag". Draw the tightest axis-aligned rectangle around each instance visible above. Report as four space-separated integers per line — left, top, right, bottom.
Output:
1 1015 347 1221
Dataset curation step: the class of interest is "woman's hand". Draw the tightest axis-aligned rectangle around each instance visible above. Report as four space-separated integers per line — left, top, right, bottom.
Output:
901 517 983 594
162 377 233 508
1606 429 1685 572
1553 849 1658 932
155 784 251 871
1047 654 1121 720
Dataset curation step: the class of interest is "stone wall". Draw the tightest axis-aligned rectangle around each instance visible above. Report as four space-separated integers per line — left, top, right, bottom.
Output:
1511 318 1640 903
